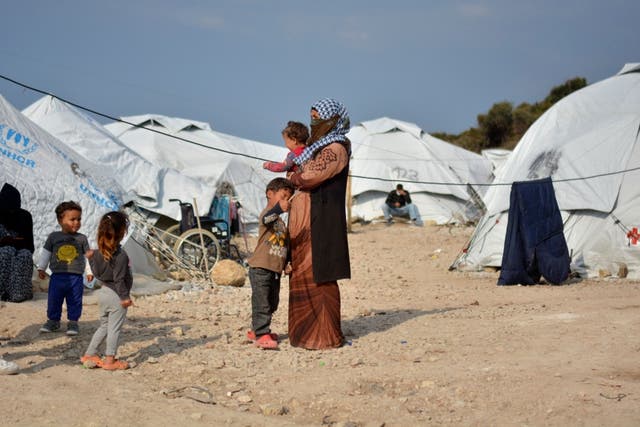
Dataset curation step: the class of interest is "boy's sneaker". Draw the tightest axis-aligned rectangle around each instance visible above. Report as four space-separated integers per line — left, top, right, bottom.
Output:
39 320 60 333
385 218 394 226
0 358 19 375
66 321 79 336
254 334 278 349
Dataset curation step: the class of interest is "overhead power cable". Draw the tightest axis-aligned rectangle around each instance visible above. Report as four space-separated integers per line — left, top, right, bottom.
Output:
0 74 265 162
1 73 639 188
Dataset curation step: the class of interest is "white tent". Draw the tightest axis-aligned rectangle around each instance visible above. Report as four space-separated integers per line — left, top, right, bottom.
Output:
452 63 640 278
481 148 512 178
22 96 213 220
0 93 132 262
105 115 288 232
347 117 493 224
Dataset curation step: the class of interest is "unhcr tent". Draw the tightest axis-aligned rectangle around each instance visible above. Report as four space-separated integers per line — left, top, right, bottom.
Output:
0 94 164 276
452 63 640 279
348 117 492 224
0 93 131 262
105 115 288 232
22 96 213 220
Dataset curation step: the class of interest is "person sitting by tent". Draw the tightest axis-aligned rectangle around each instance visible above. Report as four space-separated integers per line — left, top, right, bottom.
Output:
0 183 35 302
381 184 423 226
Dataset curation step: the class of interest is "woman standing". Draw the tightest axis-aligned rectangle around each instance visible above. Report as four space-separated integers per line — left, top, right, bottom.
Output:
287 98 351 349
0 183 34 303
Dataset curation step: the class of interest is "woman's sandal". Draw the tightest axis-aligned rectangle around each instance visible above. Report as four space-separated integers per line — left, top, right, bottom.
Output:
80 355 103 368
102 359 129 370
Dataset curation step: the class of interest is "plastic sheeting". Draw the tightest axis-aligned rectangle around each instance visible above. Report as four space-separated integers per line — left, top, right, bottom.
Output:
453 63 640 279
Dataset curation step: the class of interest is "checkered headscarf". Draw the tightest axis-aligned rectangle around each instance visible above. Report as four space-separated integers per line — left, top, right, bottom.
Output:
293 98 350 165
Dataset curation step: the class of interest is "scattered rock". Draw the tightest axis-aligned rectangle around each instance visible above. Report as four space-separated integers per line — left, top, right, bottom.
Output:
617 263 628 278
82 360 99 369
350 358 364 367
209 358 225 369
599 269 611 278
237 394 252 403
168 270 190 281
211 260 246 287
260 403 288 415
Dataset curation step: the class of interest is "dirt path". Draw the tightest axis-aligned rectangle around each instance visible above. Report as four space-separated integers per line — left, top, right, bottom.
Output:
2 223 640 426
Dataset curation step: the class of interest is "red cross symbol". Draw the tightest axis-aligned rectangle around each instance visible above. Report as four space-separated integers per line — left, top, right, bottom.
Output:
627 227 639 245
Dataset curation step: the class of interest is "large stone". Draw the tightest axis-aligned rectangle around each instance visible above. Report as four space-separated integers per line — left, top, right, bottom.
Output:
211 260 246 287
617 263 629 278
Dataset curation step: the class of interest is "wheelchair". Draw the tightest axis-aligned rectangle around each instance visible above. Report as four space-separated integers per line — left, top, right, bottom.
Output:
161 199 243 274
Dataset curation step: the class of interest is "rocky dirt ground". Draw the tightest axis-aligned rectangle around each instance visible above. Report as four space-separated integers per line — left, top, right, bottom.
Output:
1 222 640 427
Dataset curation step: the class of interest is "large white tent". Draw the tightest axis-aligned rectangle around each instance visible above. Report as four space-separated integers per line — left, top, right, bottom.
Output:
347 117 493 224
452 63 640 279
22 96 213 220
481 148 512 178
105 115 288 231
0 93 128 255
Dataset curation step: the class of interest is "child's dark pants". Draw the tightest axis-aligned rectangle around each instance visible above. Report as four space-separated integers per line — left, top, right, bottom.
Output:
249 267 281 336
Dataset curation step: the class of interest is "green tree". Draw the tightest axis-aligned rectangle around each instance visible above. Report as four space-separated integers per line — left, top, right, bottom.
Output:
543 77 587 108
512 102 537 136
454 127 485 152
477 101 513 148
430 76 589 152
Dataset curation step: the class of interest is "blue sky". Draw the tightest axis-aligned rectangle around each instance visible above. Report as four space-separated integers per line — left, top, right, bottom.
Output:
1 1 637 146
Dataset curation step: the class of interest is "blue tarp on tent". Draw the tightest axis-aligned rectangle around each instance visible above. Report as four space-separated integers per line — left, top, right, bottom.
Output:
498 177 570 285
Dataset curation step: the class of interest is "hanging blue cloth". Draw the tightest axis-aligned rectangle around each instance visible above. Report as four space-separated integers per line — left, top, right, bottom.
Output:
209 195 231 227
498 177 570 286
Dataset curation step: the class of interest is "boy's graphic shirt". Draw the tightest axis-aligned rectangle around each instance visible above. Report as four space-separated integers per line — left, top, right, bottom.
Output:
43 231 90 275
247 205 289 273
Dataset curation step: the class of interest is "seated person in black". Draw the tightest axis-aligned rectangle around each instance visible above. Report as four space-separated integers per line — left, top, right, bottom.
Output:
0 183 35 302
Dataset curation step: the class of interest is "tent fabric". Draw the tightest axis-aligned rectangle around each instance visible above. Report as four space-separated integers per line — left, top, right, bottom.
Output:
452 63 640 279
0 94 125 254
481 148 511 177
105 115 288 232
0 94 163 277
347 117 492 224
497 177 570 286
22 96 213 220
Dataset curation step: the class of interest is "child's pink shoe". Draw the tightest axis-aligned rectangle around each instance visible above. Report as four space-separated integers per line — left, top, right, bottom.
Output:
254 334 278 349
246 330 278 342
102 359 129 370
80 355 103 368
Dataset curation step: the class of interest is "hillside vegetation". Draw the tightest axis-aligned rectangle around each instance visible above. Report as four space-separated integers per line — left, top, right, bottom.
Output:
433 77 587 153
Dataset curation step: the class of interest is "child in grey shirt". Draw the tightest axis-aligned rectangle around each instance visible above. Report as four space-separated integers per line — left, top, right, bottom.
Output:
81 211 133 370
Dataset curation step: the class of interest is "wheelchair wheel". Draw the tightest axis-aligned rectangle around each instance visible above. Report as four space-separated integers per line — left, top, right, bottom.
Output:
173 228 221 274
160 224 181 249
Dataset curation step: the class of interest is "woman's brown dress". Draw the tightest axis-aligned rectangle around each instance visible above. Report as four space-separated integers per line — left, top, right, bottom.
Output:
287 142 350 349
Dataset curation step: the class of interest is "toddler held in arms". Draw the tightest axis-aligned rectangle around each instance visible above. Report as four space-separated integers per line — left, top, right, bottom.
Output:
263 121 309 173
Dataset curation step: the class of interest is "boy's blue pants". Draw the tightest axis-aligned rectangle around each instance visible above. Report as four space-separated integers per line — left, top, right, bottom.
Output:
47 273 84 321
